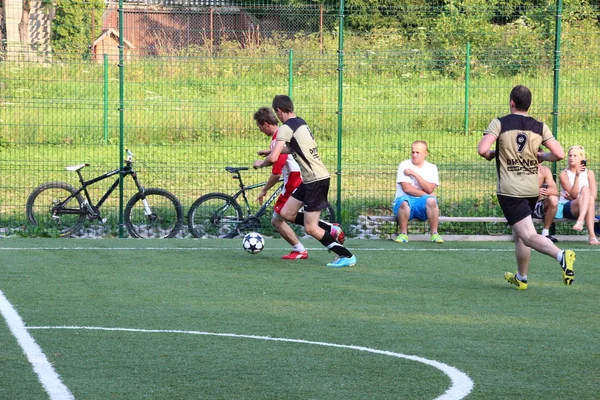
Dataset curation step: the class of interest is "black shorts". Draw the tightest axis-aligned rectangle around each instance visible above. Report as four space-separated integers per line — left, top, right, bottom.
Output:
291 178 330 212
532 199 545 219
498 195 537 226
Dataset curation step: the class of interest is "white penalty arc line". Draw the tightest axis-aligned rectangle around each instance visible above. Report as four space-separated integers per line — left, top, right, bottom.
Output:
0 290 74 400
27 325 474 400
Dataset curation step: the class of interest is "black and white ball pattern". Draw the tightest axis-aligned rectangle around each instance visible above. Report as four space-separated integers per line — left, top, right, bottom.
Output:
242 232 265 254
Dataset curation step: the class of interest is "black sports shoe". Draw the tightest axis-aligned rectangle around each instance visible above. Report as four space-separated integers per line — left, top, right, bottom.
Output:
545 234 558 243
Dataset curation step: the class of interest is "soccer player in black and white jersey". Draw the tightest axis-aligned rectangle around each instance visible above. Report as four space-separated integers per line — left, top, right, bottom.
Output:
253 95 356 268
478 85 575 289
253 107 345 260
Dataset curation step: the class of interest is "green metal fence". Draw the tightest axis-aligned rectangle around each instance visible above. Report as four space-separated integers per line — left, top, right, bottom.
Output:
1 0 599 238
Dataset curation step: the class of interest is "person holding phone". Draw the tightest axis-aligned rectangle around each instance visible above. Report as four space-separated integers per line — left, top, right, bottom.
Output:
559 145 599 244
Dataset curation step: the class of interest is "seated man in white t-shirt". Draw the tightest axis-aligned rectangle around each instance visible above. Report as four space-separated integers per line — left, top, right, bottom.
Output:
392 140 443 243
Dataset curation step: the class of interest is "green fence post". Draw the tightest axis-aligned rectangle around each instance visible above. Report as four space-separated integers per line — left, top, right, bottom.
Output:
288 49 293 99
104 53 109 145
551 0 563 149
118 0 125 238
336 0 345 224
464 42 471 135
550 0 563 236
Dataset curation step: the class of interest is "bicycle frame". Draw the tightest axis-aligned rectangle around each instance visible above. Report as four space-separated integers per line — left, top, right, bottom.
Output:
234 182 284 220
229 169 284 221
54 162 144 218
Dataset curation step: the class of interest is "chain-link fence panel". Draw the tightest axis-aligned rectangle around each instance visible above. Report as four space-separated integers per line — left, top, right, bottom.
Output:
1 0 599 238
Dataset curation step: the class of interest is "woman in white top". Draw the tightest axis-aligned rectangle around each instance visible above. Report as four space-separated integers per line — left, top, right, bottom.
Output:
559 145 598 244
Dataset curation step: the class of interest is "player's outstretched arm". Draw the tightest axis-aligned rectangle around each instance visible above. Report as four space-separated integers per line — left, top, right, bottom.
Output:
477 134 496 161
542 139 565 162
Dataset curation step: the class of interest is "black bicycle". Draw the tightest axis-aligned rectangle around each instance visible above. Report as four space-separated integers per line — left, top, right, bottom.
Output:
26 150 183 238
187 166 335 238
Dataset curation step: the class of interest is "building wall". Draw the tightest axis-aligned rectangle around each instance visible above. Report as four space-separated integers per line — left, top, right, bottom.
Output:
4 0 22 44
92 33 132 64
103 5 255 55
4 0 52 57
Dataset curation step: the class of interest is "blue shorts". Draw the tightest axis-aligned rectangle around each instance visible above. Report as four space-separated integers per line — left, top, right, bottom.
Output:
562 201 576 220
392 195 436 221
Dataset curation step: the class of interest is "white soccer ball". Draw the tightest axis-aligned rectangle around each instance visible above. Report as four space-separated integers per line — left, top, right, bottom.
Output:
242 232 265 254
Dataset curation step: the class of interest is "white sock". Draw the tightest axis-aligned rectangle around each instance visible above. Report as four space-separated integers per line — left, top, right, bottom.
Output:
556 251 564 263
516 273 527 281
541 229 550 236
293 243 305 252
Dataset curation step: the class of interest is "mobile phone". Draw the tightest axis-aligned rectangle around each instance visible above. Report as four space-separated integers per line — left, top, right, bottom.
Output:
581 159 587 167
542 183 548 189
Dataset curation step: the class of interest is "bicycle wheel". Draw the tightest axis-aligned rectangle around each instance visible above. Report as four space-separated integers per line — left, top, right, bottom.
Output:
26 182 85 237
187 193 243 238
124 188 183 239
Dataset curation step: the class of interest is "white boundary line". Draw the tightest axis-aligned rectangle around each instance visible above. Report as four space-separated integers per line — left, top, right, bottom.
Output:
0 246 598 252
28 325 474 400
0 246 511 251
0 290 74 400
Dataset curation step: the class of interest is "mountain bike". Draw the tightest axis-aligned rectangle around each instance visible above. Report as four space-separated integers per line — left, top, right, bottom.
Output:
187 166 335 238
26 149 183 238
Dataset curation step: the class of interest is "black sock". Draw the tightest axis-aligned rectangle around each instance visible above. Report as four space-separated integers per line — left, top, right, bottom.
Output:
319 232 352 257
294 212 304 226
294 211 333 231
319 220 333 231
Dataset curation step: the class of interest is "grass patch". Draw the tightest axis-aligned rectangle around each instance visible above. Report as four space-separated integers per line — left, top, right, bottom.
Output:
1 53 599 234
0 239 598 399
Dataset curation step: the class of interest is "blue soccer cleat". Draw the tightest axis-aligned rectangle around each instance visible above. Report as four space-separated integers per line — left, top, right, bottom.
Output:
326 255 357 268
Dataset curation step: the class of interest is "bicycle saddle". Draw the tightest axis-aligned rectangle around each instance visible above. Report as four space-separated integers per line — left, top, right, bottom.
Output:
225 166 249 173
65 163 90 172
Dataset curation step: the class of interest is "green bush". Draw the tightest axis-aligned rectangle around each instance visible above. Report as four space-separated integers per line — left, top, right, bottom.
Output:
51 0 105 56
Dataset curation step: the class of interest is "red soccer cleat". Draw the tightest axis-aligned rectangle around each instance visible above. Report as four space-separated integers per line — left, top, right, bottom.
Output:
331 223 345 244
281 250 308 260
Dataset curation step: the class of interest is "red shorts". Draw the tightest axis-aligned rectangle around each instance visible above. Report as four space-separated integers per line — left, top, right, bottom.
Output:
274 172 302 214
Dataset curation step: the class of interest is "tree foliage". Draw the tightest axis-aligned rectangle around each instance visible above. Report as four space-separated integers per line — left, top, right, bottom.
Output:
45 0 599 77
51 0 105 55
339 0 599 76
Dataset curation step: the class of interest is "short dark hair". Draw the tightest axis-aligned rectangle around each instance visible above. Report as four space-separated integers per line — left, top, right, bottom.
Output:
253 107 278 126
510 85 532 111
272 95 294 113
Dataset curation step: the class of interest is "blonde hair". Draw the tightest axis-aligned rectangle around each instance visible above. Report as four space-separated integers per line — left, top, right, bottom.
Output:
568 145 585 159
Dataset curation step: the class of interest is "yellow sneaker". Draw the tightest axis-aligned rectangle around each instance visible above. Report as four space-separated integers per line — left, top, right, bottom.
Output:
504 271 528 290
431 233 444 244
561 250 576 285
394 233 408 243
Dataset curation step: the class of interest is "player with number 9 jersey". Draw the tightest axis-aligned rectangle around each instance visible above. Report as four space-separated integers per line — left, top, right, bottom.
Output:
484 114 555 198
478 85 575 291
